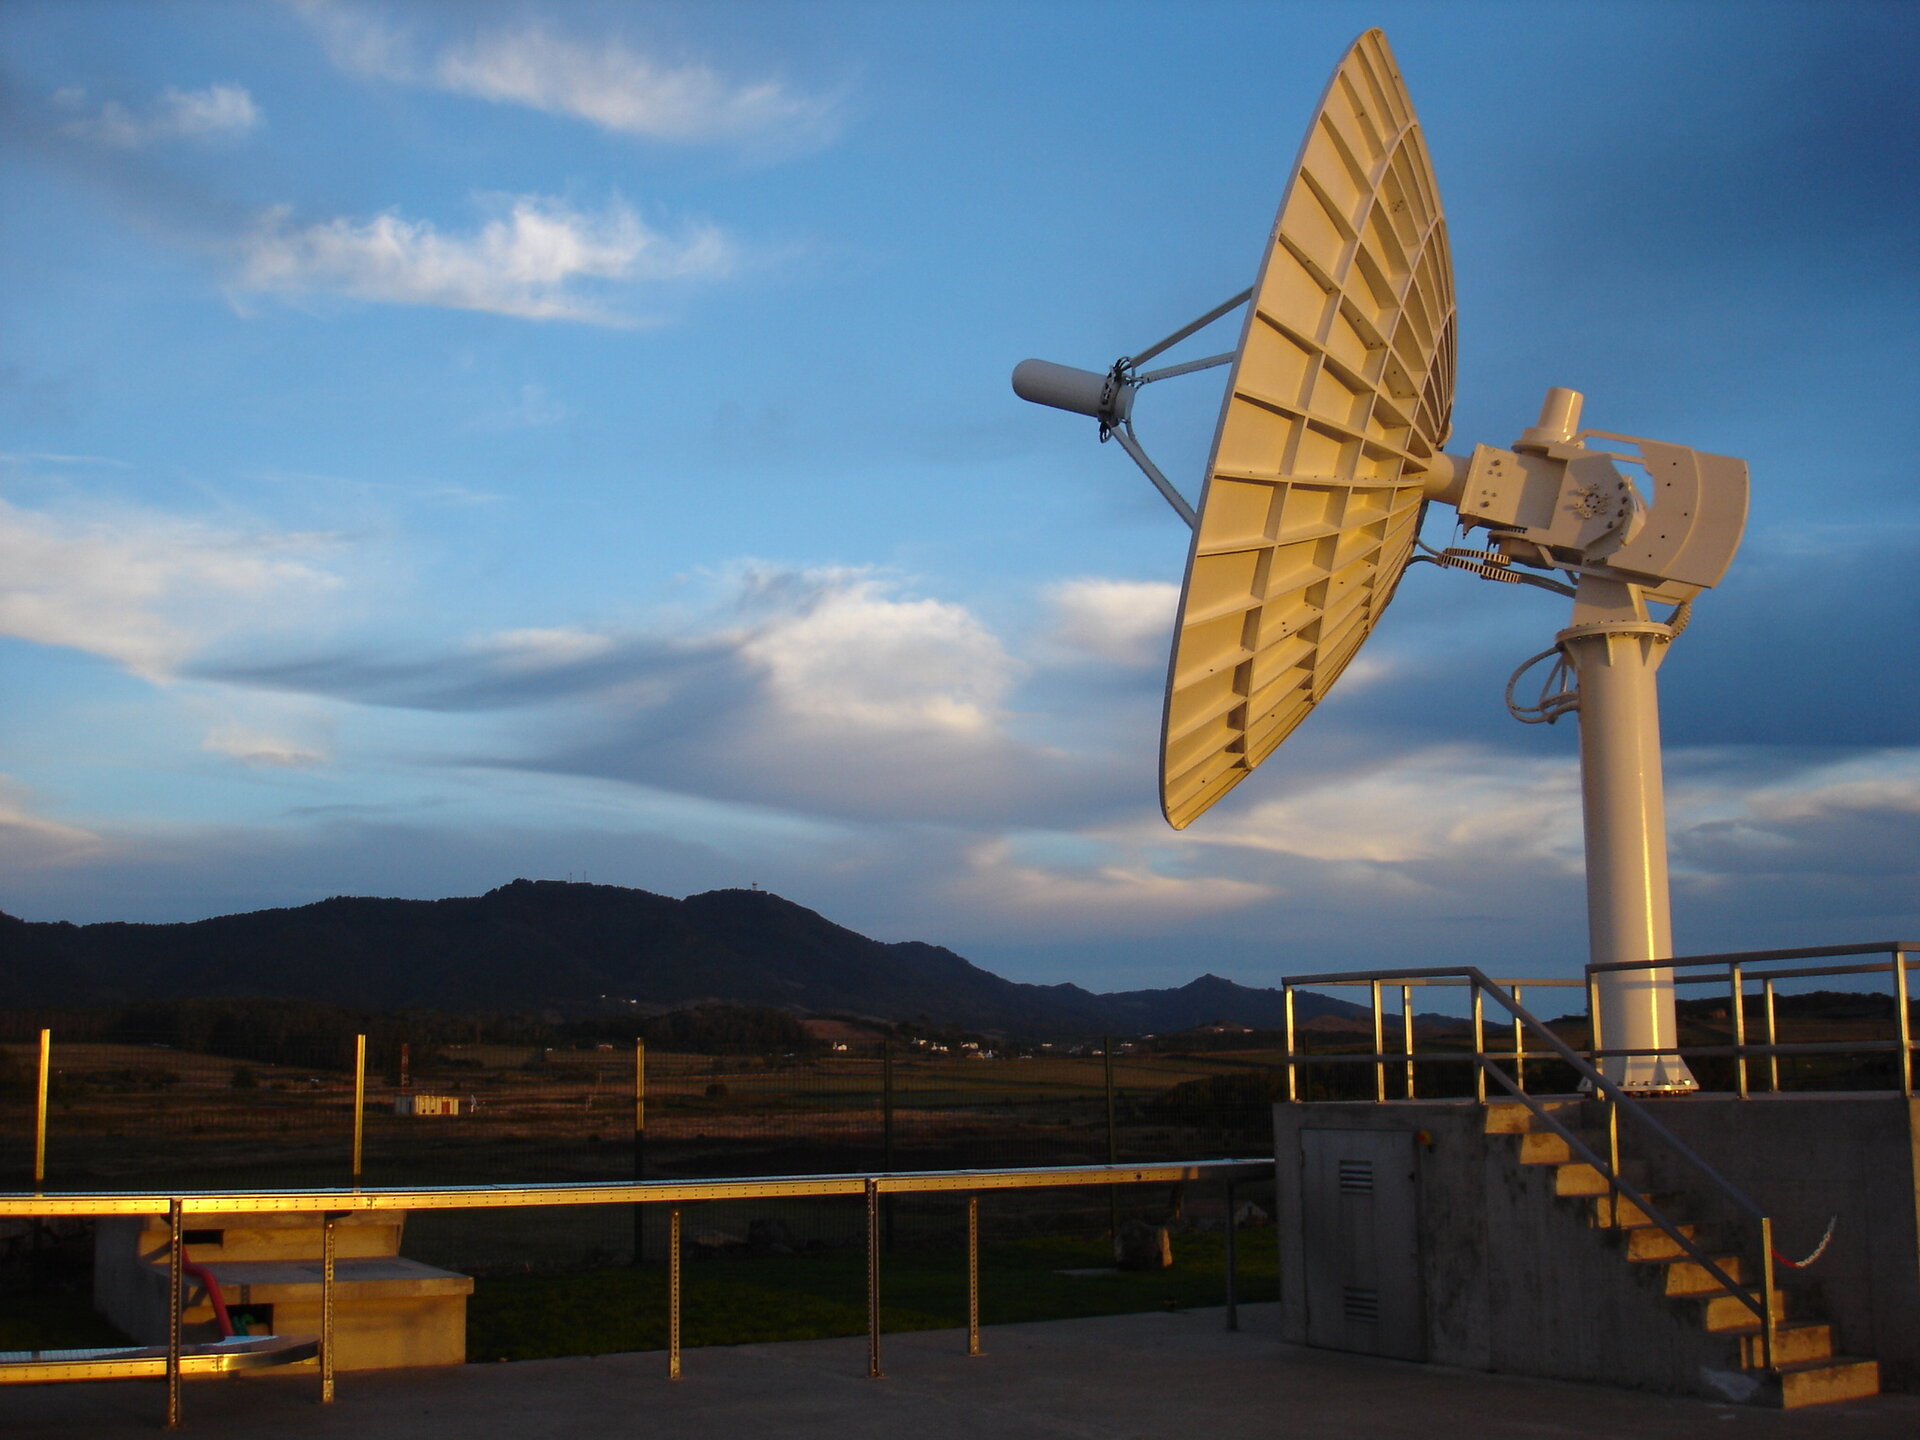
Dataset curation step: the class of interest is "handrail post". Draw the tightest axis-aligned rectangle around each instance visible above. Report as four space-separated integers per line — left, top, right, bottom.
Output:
1400 984 1415 1099
1895 947 1914 1099
1762 979 1780 1092
668 1205 682 1379
865 1178 883 1378
1605 1100 1621 1226
1587 973 1605 1081
321 1212 337 1403
1224 1178 1239 1332
633 1038 646 1265
1731 963 1749 1098
1512 985 1527 1092
1370 981 1385 1103
1283 985 1298 1102
966 1194 982 1357
351 1034 366 1184
33 1029 51 1193
1471 984 1486 1104
1759 1216 1778 1373
165 1196 183 1428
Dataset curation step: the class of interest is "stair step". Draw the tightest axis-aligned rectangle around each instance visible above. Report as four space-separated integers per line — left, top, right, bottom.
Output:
1554 1163 1612 1197
1776 1357 1880 1410
1590 1192 1686 1229
1483 1100 1583 1135
1650 1254 1744 1296
1701 1289 1786 1332
1518 1131 1574 1165
1621 1222 1697 1261
1723 1321 1835 1369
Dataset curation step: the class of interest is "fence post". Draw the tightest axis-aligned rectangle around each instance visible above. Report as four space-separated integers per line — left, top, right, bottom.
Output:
966 1193 982 1357
866 1178 883 1378
882 1042 896 1251
1895 947 1913 1100
1224 1178 1239 1332
1731 963 1749 1098
33 1029 50 1192
321 1213 338 1403
1104 1037 1118 1241
1401 984 1416 1099
1369 981 1386 1102
633 1038 646 1265
1283 986 1298 1102
165 1196 183 1429
351 1034 367 1183
668 1205 682 1379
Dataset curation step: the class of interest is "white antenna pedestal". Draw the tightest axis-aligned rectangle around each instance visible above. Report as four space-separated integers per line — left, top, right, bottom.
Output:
1560 582 1698 1092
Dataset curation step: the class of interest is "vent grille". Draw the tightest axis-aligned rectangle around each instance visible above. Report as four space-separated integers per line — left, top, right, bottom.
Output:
1343 1286 1380 1323
1338 1160 1374 1194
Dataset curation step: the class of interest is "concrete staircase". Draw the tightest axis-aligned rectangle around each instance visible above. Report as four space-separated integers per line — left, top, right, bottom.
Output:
1486 1101 1879 1410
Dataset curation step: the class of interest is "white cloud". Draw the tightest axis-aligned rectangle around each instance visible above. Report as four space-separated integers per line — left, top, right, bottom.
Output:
952 836 1269 932
1047 578 1177 666
0 497 341 680
57 83 259 148
299 3 840 151
1172 745 1586 868
736 570 1019 734
481 628 617 672
0 778 103 868
233 194 733 324
201 726 329 769
436 27 841 148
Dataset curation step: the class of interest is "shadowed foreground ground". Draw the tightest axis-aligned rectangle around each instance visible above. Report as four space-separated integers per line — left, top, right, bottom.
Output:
6 1304 1918 1440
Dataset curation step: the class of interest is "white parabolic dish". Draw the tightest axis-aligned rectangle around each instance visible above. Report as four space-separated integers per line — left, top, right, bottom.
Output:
1162 29 1455 829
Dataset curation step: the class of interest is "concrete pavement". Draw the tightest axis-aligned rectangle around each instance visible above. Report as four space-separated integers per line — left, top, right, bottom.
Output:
7 1304 1918 1438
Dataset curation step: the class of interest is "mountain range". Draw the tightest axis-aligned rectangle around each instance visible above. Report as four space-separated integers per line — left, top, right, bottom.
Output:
0 880 1363 1036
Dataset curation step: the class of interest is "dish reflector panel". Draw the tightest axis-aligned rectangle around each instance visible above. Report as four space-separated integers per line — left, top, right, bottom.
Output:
1161 29 1455 829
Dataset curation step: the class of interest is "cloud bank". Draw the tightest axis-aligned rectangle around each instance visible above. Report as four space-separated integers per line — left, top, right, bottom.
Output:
233 194 733 324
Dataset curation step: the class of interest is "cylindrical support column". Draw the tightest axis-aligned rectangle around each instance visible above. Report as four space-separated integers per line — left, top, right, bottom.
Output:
1560 619 1696 1092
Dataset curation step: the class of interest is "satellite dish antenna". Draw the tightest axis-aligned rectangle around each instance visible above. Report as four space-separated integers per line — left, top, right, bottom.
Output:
1012 29 1749 1093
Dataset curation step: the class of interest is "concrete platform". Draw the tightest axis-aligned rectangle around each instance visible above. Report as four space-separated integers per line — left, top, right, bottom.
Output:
5 1304 1918 1439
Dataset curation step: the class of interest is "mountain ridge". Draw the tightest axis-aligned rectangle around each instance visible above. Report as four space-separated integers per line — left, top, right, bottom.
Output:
0 879 1359 1035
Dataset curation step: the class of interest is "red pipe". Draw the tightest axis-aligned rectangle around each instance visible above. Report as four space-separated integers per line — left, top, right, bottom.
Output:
181 1258 235 1337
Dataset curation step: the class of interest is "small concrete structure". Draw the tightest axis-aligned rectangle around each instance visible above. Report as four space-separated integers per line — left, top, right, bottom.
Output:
93 1211 471 1371
1272 1094 1918 1403
393 1093 462 1116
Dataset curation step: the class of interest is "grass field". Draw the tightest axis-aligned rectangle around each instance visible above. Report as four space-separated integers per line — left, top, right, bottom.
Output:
466 1228 1276 1363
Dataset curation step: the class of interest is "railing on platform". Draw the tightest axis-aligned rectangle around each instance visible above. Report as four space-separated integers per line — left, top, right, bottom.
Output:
1285 964 1785 1372
0 1157 1270 1428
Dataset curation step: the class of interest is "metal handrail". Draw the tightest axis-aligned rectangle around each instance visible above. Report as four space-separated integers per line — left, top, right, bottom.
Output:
1 1157 1271 1427
1584 942 1914 1098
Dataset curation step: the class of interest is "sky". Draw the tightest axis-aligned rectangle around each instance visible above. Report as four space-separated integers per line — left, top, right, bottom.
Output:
1 0 1915 996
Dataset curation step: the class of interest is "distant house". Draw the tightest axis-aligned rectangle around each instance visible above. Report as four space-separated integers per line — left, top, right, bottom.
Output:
394 1094 462 1117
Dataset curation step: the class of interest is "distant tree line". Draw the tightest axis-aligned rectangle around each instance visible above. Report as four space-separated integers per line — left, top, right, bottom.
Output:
0 997 821 1069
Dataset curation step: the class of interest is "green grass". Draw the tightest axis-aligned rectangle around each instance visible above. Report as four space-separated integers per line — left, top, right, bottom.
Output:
466 1228 1275 1363
0 1289 131 1351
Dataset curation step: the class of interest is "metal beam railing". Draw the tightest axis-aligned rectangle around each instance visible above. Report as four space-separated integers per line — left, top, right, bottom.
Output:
1 1158 1271 1427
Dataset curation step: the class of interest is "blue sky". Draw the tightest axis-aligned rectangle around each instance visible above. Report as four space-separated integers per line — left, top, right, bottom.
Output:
2 1 1915 993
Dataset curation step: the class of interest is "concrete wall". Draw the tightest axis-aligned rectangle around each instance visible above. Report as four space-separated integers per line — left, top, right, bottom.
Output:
1273 1096 1920 1396
1638 1095 1920 1389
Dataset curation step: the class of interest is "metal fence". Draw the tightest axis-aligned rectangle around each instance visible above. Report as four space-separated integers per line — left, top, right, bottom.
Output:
2 1027 1283 1274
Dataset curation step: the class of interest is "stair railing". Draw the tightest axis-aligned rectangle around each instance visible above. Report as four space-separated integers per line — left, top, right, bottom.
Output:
1283 963 1779 1372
